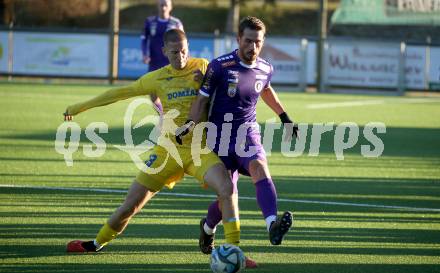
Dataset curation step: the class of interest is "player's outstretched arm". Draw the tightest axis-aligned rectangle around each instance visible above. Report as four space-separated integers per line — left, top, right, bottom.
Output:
175 93 209 144
261 86 299 140
63 84 146 120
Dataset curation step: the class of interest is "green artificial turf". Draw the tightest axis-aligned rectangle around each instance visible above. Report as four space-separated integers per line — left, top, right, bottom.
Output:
0 82 439 273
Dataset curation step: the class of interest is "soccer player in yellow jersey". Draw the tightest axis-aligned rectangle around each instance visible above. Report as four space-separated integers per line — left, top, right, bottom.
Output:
64 29 254 266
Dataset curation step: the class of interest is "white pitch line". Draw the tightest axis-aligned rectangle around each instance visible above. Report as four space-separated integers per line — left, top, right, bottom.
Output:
306 100 385 109
1 184 439 213
306 98 440 109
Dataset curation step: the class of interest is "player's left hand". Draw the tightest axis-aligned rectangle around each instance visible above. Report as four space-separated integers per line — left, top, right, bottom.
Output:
279 112 299 142
175 119 195 145
63 109 72 121
143 56 151 64
193 69 203 83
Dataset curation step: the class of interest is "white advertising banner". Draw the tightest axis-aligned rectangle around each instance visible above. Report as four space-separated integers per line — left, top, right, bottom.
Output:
260 38 302 84
0 31 9 73
429 47 440 88
405 45 427 89
217 36 316 85
327 41 401 88
306 41 317 85
13 32 109 77
326 41 427 89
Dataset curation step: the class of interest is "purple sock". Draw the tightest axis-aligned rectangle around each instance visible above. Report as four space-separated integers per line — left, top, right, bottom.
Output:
205 200 222 228
255 178 277 219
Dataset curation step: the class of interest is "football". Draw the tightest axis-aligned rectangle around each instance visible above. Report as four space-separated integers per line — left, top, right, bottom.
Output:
210 244 246 273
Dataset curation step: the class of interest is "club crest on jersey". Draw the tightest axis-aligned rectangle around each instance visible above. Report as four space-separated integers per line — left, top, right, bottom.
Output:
150 23 157 36
255 80 264 93
228 82 237 97
227 72 239 97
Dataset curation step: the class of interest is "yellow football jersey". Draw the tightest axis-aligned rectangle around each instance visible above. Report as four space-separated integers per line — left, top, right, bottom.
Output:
67 57 209 146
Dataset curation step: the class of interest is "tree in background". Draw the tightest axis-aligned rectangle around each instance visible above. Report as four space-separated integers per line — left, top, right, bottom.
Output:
225 0 278 33
226 0 240 33
2 0 107 26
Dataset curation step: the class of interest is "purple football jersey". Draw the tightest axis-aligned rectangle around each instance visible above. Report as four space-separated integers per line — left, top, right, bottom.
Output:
199 50 273 174
141 16 183 72
200 50 273 140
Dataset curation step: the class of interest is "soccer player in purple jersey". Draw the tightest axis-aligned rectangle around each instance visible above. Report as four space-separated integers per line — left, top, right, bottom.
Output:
141 0 184 113
176 16 298 256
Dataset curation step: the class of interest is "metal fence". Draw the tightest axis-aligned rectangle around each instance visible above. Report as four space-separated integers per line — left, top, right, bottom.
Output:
1 28 439 93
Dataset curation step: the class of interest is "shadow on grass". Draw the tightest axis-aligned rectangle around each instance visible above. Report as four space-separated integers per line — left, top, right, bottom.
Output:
3 125 440 158
1 185 440 273
0 255 439 273
2 173 440 212
1 263 438 273
241 226 440 248
0 263 210 273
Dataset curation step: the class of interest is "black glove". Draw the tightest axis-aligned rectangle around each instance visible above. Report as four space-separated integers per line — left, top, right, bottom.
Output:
63 109 72 121
175 119 195 145
279 112 299 139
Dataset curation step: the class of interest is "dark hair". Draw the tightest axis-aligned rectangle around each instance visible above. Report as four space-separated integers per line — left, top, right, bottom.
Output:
163 28 187 45
238 16 266 36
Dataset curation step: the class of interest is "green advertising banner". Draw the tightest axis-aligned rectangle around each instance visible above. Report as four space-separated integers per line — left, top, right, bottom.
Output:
332 0 440 25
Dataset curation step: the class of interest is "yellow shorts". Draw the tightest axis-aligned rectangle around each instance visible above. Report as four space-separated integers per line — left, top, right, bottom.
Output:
135 144 222 192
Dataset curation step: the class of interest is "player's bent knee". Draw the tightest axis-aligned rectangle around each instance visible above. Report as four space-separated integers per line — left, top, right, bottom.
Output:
217 181 234 198
249 159 271 182
204 163 233 194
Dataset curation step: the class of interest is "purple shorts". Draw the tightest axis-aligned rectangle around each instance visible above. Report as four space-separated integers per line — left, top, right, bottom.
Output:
216 132 266 179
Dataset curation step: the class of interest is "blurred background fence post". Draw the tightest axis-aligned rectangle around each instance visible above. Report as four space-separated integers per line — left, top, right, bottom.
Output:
299 38 308 92
317 0 328 93
109 0 120 84
397 41 406 96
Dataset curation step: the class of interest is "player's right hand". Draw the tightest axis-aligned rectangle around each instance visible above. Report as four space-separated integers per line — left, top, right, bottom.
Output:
143 56 151 64
63 110 72 121
175 119 195 145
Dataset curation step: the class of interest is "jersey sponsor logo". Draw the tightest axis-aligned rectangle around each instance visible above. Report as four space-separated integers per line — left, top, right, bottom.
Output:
255 80 264 93
167 88 197 100
150 22 157 36
256 74 268 80
227 70 239 78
